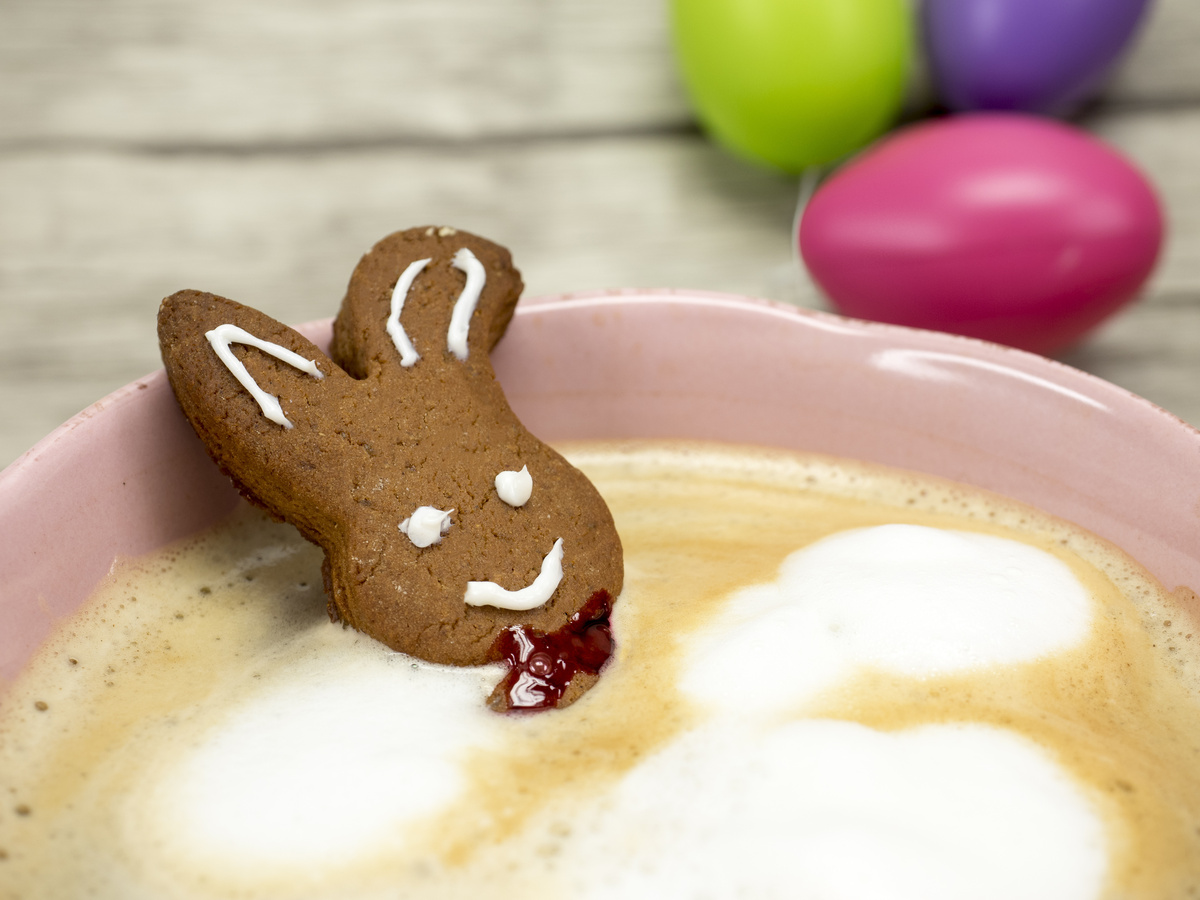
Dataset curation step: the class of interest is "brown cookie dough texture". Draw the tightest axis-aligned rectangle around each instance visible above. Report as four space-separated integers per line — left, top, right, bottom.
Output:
158 226 623 670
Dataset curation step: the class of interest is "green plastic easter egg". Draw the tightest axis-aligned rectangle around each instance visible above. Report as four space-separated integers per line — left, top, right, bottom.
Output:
671 0 912 172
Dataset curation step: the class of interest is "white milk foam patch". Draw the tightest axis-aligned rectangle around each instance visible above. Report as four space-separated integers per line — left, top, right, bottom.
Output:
556 720 1107 900
10 441 1154 900
128 642 505 875
549 523 1106 898
123 523 1103 894
682 524 1095 716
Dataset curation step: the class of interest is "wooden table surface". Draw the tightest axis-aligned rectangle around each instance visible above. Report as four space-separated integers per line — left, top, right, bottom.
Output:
3 0 1198 470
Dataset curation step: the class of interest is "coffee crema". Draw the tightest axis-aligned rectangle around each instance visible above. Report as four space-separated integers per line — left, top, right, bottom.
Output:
2 441 1199 899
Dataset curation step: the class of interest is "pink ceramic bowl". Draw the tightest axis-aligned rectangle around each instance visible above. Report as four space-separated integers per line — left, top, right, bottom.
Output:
2 290 1199 682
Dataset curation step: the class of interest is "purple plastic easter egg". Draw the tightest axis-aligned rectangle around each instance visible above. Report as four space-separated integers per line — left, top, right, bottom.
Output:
924 0 1153 115
799 114 1163 355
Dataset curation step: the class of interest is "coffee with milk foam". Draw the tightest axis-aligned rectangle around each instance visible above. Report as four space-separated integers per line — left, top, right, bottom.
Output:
2 441 1199 899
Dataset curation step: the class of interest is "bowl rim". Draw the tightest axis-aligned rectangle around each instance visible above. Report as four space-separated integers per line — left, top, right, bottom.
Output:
5 288 1195 487
4 288 1200 683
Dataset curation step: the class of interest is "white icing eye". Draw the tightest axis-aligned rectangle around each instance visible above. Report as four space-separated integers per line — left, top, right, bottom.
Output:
495 466 532 507
399 507 453 549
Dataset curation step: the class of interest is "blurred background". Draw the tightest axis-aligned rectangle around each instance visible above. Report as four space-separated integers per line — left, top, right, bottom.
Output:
2 0 1198 469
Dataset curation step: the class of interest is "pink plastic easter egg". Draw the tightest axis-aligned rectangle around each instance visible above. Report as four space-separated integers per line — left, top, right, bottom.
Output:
799 114 1164 355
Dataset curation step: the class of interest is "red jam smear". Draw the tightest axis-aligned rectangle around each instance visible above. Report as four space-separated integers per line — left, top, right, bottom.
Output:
489 590 614 712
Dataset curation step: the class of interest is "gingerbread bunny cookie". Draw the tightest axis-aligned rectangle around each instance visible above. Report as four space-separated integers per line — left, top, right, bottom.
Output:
158 227 623 710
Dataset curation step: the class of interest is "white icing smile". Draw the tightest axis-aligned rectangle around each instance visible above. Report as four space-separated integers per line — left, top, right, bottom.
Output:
465 539 564 611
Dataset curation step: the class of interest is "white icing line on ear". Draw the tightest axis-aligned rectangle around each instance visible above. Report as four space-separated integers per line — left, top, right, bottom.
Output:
464 539 564 611
399 506 453 549
387 258 431 367
495 466 532 507
447 247 486 361
205 324 324 429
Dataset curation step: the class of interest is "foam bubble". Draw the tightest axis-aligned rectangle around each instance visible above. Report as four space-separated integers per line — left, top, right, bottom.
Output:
129 644 504 875
682 524 1094 716
558 720 1107 900
8 442 1200 898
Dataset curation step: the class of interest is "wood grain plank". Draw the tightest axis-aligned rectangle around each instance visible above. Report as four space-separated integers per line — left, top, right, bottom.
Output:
1089 105 1200 292
0 0 688 147
1107 0 1200 106
0 135 796 466
3 105 1199 469
4 0 1198 150
1062 288 1200 430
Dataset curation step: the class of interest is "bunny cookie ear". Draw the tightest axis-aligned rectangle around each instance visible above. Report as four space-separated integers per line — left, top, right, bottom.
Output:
332 226 524 382
158 290 358 539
